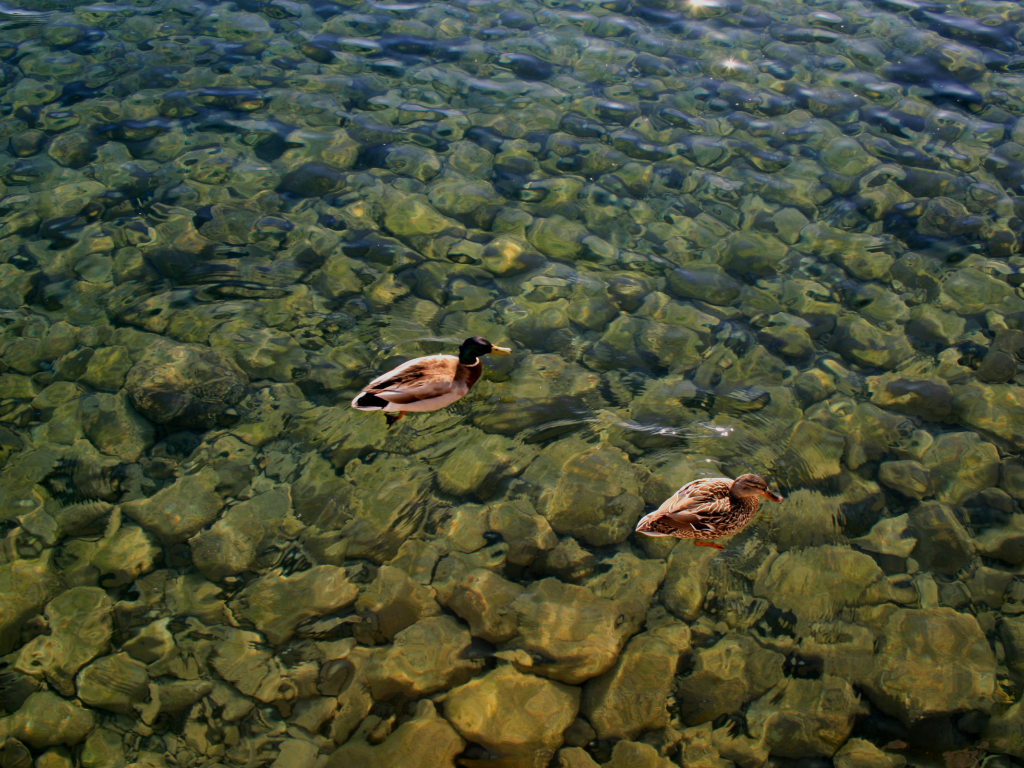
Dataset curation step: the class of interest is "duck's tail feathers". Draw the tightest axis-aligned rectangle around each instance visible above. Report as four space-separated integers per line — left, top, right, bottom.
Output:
352 392 389 410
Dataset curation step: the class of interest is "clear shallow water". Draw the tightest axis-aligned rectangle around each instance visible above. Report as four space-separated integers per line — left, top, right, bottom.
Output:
0 0 1024 765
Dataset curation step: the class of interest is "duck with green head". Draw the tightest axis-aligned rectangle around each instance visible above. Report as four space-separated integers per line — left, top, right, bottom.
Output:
351 337 512 427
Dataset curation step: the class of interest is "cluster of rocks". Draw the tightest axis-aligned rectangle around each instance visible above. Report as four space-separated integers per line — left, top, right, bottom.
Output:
0 371 1021 767
1 0 1024 763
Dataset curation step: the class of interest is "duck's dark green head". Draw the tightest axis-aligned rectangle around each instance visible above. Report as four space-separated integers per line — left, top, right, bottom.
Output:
459 337 512 364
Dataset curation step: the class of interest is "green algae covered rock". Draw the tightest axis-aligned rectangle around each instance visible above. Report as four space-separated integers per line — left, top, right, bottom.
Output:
753 545 907 629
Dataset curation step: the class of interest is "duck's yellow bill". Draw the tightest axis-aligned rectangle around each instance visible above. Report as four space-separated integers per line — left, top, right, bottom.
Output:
491 346 512 356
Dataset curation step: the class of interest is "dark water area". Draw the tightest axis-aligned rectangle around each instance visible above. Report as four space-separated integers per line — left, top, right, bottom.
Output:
0 0 1024 765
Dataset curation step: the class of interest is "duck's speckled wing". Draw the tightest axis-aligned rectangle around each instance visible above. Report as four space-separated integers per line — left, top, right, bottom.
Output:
635 477 734 538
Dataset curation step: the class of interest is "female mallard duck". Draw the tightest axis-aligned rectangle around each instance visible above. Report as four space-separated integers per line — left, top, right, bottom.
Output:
635 474 783 549
351 337 511 427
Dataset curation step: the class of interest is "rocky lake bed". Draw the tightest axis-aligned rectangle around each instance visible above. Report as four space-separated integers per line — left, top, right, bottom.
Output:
2 0 1024 765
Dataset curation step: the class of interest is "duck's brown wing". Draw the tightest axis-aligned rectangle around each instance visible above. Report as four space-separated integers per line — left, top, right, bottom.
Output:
362 355 461 404
650 478 734 534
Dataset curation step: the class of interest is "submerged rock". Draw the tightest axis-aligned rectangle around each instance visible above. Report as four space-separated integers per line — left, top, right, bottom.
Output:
522 437 645 546
864 608 996 725
230 565 358 645
753 546 907 628
125 343 248 429
302 454 435 564
834 739 906 768
869 376 954 422
830 316 912 370
446 568 524 644
906 502 974 574
189 487 301 582
14 586 112 697
661 543 718 621
853 514 917 559
501 578 645 685
921 432 1000 504
488 500 558 566
445 665 580 764
581 625 690 739
121 467 224 544
0 554 61 656
676 635 785 726
352 565 441 644
975 516 1024 565
78 392 154 462
0 691 94 749
324 699 464 768
365 616 481 700
436 431 537 501
604 740 675 768
208 327 308 383
471 354 602 435
76 652 150 715
768 489 843 551
954 383 1024 452
666 265 742 306
746 676 867 758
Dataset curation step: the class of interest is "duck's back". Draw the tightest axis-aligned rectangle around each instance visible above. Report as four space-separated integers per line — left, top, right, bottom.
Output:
635 477 759 539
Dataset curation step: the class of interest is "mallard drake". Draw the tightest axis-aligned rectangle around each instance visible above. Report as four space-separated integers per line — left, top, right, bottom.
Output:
351 337 511 427
635 473 783 549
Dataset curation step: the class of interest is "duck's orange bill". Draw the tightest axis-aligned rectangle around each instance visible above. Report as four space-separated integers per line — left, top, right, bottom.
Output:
762 489 784 503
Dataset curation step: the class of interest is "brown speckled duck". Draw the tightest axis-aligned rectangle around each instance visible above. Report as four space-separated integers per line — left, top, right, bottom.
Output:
635 474 783 549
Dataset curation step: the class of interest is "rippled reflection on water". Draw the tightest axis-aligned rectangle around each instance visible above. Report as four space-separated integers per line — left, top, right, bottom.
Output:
1 0 1024 764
